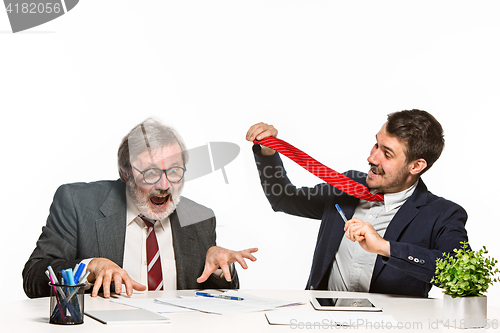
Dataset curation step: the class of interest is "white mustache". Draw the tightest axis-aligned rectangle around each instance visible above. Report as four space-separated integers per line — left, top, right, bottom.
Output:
148 189 172 199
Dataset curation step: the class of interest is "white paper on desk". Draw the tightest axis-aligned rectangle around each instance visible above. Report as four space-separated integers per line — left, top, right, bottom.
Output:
86 309 170 325
266 312 399 327
110 297 194 313
155 291 303 315
224 290 304 308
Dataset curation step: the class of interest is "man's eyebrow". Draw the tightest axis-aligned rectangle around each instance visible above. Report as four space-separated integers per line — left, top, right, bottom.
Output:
382 145 396 156
142 160 182 169
165 160 183 167
375 134 396 156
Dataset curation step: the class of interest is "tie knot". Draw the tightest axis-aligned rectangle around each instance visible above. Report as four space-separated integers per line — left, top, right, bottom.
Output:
139 215 156 228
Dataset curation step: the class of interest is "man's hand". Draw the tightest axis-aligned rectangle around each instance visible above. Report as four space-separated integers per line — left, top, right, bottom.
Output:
246 122 278 156
86 258 146 298
197 246 258 283
344 218 390 257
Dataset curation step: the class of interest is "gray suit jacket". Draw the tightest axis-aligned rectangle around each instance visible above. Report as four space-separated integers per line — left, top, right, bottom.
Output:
23 180 238 298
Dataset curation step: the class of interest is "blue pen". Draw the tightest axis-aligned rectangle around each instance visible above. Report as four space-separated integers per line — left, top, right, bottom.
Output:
64 268 75 285
64 268 83 322
62 269 75 300
196 292 244 301
73 263 86 284
335 204 348 223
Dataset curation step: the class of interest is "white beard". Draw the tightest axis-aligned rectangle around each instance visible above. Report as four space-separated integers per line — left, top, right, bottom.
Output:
126 179 183 220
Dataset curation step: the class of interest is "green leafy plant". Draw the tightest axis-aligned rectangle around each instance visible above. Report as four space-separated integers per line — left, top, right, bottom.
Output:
431 241 499 298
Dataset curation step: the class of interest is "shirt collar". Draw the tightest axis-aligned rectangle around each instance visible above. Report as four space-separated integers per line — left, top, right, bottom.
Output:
383 179 419 212
125 189 168 231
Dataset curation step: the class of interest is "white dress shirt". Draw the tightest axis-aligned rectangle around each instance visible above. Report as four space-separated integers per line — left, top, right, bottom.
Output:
122 190 177 290
328 180 419 292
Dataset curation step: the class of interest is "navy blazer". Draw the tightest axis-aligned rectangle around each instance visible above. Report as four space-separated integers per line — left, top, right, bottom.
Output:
253 145 468 297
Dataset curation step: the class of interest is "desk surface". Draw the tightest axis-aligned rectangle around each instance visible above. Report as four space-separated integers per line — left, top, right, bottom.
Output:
1 290 499 332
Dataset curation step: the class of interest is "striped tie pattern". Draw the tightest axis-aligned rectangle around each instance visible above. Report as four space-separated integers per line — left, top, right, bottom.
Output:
255 137 384 202
140 216 164 291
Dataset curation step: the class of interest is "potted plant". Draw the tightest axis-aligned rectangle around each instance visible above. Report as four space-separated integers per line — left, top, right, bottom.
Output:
431 241 499 329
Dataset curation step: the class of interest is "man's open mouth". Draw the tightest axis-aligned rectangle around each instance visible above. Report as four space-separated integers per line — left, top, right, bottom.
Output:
150 193 171 206
370 165 383 176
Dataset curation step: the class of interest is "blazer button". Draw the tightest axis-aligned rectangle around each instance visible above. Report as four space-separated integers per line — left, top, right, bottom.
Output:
408 256 414 261
414 258 420 263
420 259 425 264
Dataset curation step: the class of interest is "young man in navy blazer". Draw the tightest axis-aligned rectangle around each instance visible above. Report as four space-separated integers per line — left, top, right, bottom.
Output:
246 110 467 297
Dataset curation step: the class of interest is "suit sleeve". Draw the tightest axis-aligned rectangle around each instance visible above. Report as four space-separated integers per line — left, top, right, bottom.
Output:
253 144 329 220
22 185 82 298
382 203 468 284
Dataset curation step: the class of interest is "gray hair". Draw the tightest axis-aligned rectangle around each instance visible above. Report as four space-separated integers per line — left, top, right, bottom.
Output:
117 118 189 182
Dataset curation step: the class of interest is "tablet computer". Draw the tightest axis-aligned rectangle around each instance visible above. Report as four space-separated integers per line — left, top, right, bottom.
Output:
310 297 382 311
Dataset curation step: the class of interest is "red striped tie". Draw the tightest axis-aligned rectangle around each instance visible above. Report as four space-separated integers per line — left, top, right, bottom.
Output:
140 216 164 291
254 137 384 202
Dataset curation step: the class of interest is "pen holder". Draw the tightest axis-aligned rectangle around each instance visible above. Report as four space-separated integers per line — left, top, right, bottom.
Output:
49 283 85 325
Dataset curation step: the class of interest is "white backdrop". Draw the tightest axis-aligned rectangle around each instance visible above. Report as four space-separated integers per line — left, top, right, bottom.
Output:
1 1 499 305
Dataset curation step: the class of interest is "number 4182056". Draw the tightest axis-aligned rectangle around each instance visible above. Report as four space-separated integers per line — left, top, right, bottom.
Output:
5 2 62 14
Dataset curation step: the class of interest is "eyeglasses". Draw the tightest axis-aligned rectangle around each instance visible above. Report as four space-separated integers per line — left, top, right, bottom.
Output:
132 165 186 185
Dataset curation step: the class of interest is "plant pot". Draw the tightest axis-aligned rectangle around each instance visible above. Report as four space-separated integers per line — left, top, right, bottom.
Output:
443 294 487 329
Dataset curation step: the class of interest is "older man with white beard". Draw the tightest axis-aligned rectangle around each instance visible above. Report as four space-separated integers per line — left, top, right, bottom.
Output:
23 118 257 298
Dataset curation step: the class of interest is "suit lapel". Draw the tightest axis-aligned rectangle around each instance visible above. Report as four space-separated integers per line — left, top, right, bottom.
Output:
170 210 183 263
95 181 127 267
170 198 200 259
315 195 358 287
170 207 198 290
170 197 215 289
370 180 428 284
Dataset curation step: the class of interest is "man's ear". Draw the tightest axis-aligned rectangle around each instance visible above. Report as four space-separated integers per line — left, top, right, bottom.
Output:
120 168 128 182
409 158 427 175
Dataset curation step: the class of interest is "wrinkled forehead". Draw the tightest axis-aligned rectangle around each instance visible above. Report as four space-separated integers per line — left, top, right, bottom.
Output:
132 144 184 169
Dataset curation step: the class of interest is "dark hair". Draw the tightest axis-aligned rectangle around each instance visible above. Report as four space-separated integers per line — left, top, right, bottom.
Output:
117 118 188 182
386 109 444 174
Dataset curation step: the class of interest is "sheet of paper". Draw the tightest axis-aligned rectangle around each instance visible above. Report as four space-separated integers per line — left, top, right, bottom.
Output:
224 290 304 308
155 291 303 315
110 297 194 313
265 311 400 328
85 309 170 325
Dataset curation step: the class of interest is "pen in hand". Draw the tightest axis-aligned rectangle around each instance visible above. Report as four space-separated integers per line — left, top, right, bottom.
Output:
335 204 348 223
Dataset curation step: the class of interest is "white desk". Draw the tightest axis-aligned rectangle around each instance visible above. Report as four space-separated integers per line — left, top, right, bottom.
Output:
1 290 499 332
